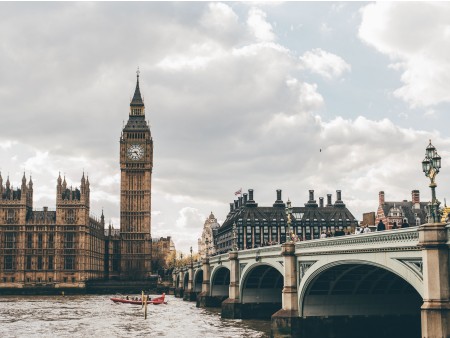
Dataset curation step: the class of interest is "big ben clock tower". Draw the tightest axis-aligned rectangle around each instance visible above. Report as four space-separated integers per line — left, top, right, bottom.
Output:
119 70 153 280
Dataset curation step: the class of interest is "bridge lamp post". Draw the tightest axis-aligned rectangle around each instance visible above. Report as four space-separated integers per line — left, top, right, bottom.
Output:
285 199 293 243
205 238 209 258
232 223 238 251
422 140 442 223
190 246 193 265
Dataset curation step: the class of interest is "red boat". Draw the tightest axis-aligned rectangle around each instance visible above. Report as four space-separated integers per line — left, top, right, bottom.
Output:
111 293 166 305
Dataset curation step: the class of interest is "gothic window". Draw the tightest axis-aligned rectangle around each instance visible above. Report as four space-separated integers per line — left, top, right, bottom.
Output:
66 209 76 224
4 256 14 270
5 233 16 248
26 256 32 270
64 256 75 270
48 256 54 270
48 234 54 248
38 233 43 249
37 256 43 270
7 210 16 224
64 233 75 249
26 233 33 248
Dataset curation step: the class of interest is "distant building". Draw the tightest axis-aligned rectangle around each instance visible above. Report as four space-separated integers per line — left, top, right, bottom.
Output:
376 190 428 228
362 212 376 226
0 173 105 288
151 236 176 274
152 236 175 258
198 212 220 258
214 189 357 254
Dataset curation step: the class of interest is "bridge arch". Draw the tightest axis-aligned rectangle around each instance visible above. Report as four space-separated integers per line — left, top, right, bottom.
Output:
239 262 283 319
299 260 422 337
193 268 203 293
210 266 230 298
176 274 180 288
183 271 189 289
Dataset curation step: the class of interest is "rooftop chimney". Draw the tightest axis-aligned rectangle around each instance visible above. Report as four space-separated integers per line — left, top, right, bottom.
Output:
246 189 258 207
326 194 332 207
319 197 324 208
309 190 315 202
230 202 234 212
243 193 248 205
305 189 318 207
238 196 243 207
334 190 345 207
379 191 385 205
249 189 254 201
412 190 420 209
273 189 285 207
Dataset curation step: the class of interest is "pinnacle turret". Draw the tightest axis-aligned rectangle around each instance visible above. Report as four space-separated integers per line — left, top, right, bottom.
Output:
22 172 27 189
130 68 144 108
129 69 145 117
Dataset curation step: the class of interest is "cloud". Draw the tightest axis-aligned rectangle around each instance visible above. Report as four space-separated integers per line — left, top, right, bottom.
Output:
359 2 450 107
0 2 449 254
299 48 351 80
247 7 275 42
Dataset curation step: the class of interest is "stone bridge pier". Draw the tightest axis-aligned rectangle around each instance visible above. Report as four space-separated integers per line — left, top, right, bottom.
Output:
419 222 450 338
174 269 184 298
271 242 300 337
183 262 196 301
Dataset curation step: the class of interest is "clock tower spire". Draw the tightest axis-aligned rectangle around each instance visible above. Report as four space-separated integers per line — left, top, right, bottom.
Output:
119 70 153 280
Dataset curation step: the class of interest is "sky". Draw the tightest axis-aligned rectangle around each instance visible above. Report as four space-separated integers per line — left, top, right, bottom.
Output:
1 2 449 254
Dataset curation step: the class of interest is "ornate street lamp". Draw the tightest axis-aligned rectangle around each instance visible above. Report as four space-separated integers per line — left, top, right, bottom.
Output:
190 246 193 265
205 238 209 258
232 223 238 251
285 199 293 242
422 140 442 223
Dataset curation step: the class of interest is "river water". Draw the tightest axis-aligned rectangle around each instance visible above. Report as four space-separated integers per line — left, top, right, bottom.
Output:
0 294 271 337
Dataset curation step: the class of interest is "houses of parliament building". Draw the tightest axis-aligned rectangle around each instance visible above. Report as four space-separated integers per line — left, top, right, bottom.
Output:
0 73 154 290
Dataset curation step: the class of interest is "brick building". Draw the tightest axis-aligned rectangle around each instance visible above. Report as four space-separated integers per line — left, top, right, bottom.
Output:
376 190 428 228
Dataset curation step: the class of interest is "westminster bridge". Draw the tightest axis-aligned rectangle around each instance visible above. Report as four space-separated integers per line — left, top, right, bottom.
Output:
173 223 450 338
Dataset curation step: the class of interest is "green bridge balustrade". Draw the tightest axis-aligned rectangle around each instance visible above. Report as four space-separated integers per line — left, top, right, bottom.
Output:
173 223 450 338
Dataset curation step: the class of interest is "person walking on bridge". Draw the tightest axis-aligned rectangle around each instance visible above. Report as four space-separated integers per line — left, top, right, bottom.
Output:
377 220 386 232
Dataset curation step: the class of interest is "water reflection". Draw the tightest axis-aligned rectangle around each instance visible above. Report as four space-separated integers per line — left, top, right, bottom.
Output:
0 295 271 337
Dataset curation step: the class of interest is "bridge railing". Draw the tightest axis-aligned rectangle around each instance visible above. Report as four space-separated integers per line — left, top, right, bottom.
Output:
296 227 420 255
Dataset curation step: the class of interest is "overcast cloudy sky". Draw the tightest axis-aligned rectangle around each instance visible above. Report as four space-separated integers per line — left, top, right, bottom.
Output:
1 2 449 254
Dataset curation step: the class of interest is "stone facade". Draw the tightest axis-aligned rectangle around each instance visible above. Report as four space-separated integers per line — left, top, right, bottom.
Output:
0 73 156 288
0 173 105 288
198 212 219 258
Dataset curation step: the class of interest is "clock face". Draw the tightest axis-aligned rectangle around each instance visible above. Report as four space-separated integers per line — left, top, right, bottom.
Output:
127 144 144 161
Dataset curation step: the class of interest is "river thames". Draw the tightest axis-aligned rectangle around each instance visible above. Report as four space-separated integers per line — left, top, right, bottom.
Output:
0 294 271 337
